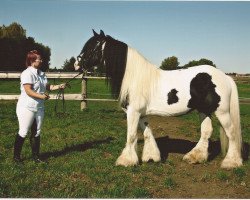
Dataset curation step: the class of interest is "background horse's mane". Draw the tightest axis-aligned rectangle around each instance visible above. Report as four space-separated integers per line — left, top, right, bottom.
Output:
103 36 128 97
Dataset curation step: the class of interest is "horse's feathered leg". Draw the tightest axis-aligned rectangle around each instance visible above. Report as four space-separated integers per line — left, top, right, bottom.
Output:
116 106 140 166
215 76 242 169
215 111 243 169
139 117 161 163
183 115 213 164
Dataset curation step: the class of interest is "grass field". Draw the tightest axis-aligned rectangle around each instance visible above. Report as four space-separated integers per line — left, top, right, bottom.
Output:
0 78 249 198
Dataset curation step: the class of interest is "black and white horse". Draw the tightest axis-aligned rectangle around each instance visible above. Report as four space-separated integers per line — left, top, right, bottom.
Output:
74 30 242 169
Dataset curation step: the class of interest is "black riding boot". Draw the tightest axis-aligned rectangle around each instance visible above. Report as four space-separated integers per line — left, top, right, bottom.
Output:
30 135 46 163
13 134 25 163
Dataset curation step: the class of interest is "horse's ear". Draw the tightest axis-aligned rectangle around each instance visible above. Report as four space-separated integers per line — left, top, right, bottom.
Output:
100 30 105 37
92 29 98 37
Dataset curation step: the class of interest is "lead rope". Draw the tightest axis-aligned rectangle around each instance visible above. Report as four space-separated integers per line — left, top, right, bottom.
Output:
54 88 66 117
54 70 86 117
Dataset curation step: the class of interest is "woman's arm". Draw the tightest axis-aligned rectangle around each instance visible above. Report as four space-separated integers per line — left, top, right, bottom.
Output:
24 84 49 100
46 83 66 91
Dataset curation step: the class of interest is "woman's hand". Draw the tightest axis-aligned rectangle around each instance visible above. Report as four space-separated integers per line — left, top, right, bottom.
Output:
48 83 67 91
42 93 50 100
24 84 50 100
59 83 67 89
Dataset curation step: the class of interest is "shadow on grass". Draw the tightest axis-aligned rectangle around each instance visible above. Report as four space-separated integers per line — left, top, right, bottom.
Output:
242 143 250 161
151 136 249 162
40 137 114 160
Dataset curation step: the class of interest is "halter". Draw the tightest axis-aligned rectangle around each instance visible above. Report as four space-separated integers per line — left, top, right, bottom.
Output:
76 39 106 71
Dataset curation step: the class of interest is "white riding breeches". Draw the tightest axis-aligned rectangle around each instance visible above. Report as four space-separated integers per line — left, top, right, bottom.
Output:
16 106 44 138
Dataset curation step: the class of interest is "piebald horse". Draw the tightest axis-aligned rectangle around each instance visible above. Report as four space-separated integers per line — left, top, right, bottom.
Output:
74 30 243 169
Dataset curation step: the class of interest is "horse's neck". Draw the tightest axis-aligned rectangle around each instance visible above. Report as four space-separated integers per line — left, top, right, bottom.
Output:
119 47 160 104
127 47 158 71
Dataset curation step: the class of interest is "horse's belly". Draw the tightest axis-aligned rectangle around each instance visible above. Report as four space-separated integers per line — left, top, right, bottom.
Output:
146 100 191 116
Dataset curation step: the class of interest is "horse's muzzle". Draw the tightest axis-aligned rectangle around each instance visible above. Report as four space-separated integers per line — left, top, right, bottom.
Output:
74 61 81 71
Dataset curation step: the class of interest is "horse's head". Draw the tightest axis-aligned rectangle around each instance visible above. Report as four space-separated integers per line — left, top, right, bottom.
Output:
74 30 106 71
75 30 128 96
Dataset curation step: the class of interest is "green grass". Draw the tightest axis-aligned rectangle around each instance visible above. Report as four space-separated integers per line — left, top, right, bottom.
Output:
164 177 177 189
200 172 212 182
216 170 229 181
233 168 246 180
0 100 249 198
0 78 249 198
237 82 250 98
0 100 126 197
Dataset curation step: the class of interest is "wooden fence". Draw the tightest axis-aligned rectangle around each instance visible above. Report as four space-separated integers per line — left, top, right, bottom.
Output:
0 72 250 109
0 72 117 110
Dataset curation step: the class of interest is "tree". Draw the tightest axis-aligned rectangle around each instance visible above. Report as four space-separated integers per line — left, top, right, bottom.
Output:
0 22 26 39
0 23 51 71
160 56 179 70
183 58 216 68
62 57 76 72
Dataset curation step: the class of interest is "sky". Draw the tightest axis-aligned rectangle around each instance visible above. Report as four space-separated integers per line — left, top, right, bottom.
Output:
0 0 250 73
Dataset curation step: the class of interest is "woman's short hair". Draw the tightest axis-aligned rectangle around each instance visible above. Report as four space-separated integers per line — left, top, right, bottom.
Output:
26 50 41 67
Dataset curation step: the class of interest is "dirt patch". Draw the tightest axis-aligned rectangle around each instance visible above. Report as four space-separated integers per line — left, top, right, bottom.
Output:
137 115 249 198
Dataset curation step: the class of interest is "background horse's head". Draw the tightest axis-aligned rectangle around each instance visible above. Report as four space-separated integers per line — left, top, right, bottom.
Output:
74 30 106 71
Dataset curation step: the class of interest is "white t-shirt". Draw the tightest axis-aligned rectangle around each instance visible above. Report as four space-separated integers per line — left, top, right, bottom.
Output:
17 66 48 112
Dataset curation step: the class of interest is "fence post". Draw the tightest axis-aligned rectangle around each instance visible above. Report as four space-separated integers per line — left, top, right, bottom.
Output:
81 77 87 110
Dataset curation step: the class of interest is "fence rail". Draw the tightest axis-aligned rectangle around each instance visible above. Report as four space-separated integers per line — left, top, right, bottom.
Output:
0 72 115 110
0 94 118 101
0 72 106 79
0 72 250 107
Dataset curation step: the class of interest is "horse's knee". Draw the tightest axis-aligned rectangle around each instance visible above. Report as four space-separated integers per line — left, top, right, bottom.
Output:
216 112 235 139
128 134 137 144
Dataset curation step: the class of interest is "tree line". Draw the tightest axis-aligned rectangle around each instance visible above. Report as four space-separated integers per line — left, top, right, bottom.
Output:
61 56 217 74
0 22 80 72
0 22 51 72
160 56 216 71
48 50 218 74
0 22 217 73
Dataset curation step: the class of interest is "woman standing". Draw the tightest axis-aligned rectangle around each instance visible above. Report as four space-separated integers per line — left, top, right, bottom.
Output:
14 50 66 163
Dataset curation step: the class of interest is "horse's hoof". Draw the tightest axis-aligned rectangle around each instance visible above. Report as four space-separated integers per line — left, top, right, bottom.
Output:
221 158 243 169
115 155 138 167
142 154 161 163
183 149 208 164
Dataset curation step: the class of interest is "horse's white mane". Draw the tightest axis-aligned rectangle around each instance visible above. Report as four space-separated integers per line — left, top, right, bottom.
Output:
119 47 160 109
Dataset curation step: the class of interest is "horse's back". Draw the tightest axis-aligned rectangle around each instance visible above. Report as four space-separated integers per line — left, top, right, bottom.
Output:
160 65 231 89
146 65 232 116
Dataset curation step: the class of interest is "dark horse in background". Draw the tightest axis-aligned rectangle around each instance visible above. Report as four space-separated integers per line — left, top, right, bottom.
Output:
74 30 243 169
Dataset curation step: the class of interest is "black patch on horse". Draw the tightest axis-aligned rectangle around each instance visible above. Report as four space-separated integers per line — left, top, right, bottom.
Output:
187 73 221 115
167 89 179 105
